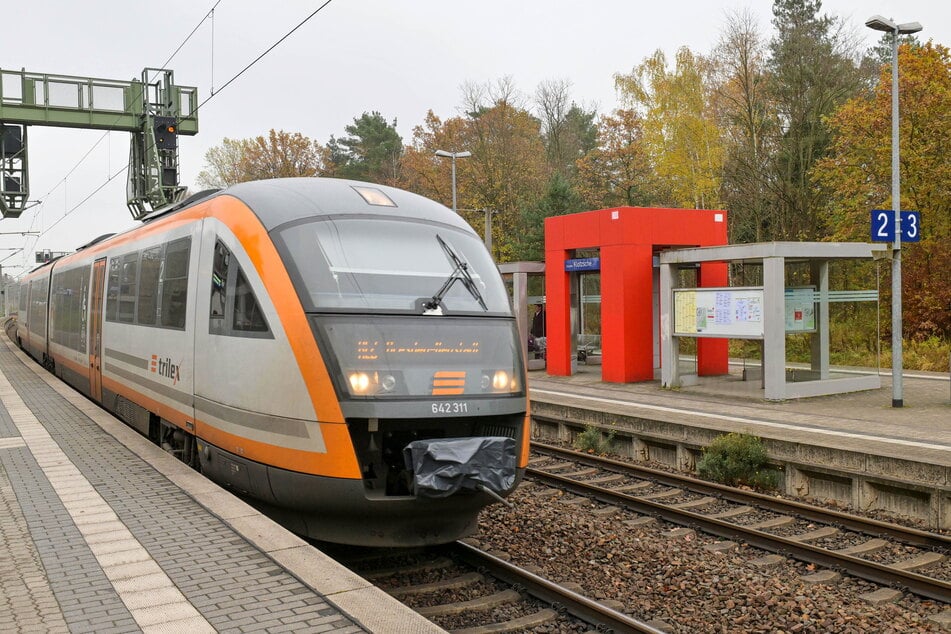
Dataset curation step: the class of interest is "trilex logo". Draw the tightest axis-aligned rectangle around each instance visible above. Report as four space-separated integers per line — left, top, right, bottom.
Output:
150 355 181 385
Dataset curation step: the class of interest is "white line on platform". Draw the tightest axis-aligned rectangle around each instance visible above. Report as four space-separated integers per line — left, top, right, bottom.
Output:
0 369 216 634
531 387 950 452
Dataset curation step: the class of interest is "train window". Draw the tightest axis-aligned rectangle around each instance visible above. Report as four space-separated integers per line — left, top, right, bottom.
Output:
137 246 161 325
51 266 90 353
105 256 121 321
210 240 230 320
208 239 270 337
232 269 268 332
28 278 49 336
160 237 190 329
18 284 27 312
118 252 138 323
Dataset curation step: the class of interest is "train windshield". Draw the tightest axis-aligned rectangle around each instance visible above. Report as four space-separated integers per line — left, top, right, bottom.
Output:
275 217 510 314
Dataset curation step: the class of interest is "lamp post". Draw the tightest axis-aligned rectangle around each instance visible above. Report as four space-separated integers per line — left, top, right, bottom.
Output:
434 149 470 213
865 15 922 408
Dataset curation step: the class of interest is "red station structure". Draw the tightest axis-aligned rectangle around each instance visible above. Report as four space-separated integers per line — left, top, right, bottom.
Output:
544 207 730 383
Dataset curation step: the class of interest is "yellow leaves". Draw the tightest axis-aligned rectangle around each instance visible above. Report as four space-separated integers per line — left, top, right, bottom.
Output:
614 47 724 210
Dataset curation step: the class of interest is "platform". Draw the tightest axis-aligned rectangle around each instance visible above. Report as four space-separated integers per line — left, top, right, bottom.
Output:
0 337 443 634
528 363 951 526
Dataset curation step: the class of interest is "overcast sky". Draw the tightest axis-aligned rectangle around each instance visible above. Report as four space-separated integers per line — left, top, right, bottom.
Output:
1 0 947 276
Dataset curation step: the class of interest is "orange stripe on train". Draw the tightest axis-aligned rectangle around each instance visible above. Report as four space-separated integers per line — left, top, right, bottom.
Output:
432 387 465 395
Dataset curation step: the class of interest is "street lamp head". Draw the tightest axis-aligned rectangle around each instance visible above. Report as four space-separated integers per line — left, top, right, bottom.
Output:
434 149 472 159
897 22 923 35
865 15 896 32
866 15 923 34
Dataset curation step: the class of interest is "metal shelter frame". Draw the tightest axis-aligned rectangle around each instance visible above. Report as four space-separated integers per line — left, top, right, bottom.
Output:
660 242 888 400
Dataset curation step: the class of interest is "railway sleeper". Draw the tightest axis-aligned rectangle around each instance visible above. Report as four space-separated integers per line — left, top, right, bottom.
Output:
746 515 796 530
835 538 888 556
362 556 454 581
790 526 840 542
416 588 521 617
891 551 946 572
389 571 483 598
451 608 558 634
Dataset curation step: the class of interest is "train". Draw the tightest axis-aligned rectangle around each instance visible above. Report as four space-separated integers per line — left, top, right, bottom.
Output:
9 177 530 546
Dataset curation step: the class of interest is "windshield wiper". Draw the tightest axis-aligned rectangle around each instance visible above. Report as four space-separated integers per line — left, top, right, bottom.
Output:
423 234 488 314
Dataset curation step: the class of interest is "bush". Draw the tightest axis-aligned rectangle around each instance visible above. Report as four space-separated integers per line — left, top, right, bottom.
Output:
697 433 779 491
574 424 615 454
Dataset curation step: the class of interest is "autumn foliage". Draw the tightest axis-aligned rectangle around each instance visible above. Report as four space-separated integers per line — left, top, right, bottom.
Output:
196 2 951 348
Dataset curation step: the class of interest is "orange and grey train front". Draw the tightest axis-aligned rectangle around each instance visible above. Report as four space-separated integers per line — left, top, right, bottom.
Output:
202 179 529 546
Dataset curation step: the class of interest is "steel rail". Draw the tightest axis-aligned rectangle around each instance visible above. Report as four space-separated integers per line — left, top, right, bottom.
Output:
449 541 665 634
532 439 951 551
527 450 951 603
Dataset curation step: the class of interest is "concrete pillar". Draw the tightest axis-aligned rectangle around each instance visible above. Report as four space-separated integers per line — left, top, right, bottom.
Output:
660 262 680 388
810 261 830 379
763 256 786 400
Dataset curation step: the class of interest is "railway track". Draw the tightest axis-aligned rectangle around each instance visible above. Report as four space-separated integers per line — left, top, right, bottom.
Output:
529 441 951 604
326 540 664 633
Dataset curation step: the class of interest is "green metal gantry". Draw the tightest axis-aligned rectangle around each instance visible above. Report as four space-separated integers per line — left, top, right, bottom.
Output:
0 67 198 220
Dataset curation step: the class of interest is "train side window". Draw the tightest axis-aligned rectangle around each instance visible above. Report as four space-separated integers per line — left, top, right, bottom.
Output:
106 257 121 321
208 238 270 338
137 246 162 325
232 269 268 333
118 252 138 323
51 266 90 353
160 237 191 329
29 278 49 336
210 240 230 321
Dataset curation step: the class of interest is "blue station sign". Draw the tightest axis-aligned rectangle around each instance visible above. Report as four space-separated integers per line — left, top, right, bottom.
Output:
871 210 921 243
565 257 601 272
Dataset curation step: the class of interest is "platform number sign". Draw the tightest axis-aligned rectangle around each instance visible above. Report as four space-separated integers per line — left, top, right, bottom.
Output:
870 210 921 243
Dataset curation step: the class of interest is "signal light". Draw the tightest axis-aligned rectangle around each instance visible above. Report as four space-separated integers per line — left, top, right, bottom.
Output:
153 116 178 149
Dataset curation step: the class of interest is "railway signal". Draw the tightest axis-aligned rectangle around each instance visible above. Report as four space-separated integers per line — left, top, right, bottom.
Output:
0 67 198 220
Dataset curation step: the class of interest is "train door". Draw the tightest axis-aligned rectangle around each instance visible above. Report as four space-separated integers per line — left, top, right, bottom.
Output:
88 258 107 402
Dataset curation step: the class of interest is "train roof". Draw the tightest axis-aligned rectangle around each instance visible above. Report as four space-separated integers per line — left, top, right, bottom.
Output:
223 177 473 233
22 179 473 280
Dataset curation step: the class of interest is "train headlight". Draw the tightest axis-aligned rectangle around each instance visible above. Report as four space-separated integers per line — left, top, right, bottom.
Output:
492 370 511 390
349 372 371 394
346 371 400 396
483 370 518 393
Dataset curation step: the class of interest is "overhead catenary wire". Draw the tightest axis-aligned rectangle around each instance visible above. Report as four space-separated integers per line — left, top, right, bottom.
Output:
22 1 225 232
14 1 336 274
12 0 226 268
182 0 335 119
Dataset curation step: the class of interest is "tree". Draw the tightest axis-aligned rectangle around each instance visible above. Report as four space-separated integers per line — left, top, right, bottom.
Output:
615 47 724 209
196 130 325 188
456 78 550 261
517 172 586 261
327 111 403 185
399 110 470 205
575 109 658 209
196 137 249 188
764 0 866 239
813 42 951 338
535 79 598 180
713 9 774 242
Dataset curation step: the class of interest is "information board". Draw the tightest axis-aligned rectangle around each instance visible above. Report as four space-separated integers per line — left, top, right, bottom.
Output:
673 287 764 338
784 287 816 333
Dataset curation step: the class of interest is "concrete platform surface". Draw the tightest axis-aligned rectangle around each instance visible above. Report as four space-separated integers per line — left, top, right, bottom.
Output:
529 363 951 466
0 337 443 634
